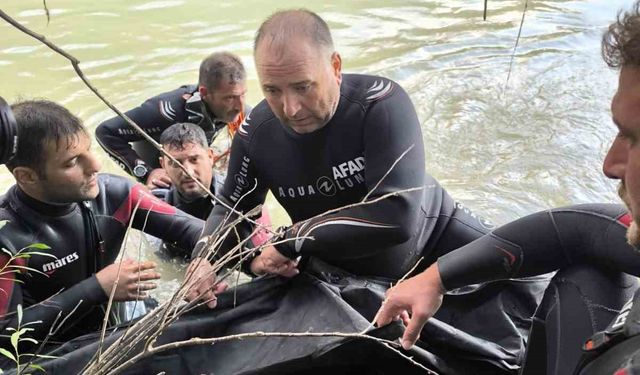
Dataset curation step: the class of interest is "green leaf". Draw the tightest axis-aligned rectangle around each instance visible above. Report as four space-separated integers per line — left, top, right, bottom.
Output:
21 251 56 259
21 320 42 327
29 363 46 372
26 243 50 250
17 304 22 325
10 331 18 351
0 348 16 362
21 338 38 345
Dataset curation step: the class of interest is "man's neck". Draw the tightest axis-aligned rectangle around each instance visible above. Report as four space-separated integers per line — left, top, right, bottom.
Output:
15 185 75 216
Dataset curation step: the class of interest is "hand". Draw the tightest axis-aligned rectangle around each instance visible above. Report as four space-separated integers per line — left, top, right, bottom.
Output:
145 168 172 189
96 259 161 301
184 257 228 309
250 245 299 278
374 263 446 350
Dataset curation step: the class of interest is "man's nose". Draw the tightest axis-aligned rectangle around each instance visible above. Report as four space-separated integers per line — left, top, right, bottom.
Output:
603 136 628 180
282 93 301 118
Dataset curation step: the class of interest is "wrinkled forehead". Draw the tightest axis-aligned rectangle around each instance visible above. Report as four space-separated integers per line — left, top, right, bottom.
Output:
255 35 330 65
44 131 87 157
165 141 209 156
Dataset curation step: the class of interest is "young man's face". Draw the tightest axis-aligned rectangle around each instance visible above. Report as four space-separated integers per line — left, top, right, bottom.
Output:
35 132 102 203
604 66 640 247
160 142 214 200
201 80 247 123
255 37 342 134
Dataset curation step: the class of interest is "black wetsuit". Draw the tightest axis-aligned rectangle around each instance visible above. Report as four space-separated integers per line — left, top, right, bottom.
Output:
435 204 640 375
153 176 223 258
95 85 248 180
198 73 492 279
0 174 203 348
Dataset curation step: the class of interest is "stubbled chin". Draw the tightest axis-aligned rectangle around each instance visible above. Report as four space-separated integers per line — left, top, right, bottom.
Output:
618 182 640 248
627 220 640 248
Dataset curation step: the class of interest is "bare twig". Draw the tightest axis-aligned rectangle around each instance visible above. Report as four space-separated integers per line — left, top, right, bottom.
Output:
105 331 438 375
505 0 529 91
42 0 50 25
483 0 488 20
363 144 415 202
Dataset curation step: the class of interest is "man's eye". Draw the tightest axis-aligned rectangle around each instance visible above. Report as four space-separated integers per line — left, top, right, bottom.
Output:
66 159 78 167
296 85 310 93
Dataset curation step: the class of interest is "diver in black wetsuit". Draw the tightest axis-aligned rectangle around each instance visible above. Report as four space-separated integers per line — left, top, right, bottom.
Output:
188 10 496 284
95 52 250 190
376 3 640 374
0 100 204 350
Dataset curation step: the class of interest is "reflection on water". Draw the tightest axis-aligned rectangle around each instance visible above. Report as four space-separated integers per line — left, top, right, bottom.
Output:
0 0 631 299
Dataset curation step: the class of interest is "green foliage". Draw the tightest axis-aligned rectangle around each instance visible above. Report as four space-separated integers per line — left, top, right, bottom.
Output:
0 304 52 373
0 222 58 373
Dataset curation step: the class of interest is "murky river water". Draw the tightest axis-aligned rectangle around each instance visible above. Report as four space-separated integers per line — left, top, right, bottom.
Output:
0 0 633 299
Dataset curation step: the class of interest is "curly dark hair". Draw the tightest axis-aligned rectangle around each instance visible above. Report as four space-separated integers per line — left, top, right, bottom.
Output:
603 1 640 68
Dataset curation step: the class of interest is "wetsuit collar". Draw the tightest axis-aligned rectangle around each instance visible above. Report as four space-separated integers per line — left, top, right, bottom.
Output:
15 186 76 217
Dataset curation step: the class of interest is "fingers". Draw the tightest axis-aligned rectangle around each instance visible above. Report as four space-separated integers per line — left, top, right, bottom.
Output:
401 311 429 350
400 310 411 327
375 298 404 328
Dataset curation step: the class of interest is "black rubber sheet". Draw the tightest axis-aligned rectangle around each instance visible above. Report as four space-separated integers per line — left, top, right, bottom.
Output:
10 258 548 374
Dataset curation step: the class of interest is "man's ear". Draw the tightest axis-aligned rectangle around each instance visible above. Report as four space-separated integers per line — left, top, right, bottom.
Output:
12 166 39 187
206 147 215 163
198 85 209 99
331 52 342 85
158 156 166 170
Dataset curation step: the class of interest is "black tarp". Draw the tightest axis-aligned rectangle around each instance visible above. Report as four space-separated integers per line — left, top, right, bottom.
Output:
7 259 547 374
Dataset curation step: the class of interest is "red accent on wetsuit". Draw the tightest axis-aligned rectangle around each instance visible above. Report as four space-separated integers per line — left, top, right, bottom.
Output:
618 213 633 228
113 184 176 225
0 257 25 316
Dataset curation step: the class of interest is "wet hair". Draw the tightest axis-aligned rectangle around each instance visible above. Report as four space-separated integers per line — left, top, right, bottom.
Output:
603 1 640 68
198 52 246 91
160 122 208 151
254 9 334 54
6 100 87 177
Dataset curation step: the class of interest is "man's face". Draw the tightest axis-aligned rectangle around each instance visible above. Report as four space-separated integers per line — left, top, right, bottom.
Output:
604 66 640 247
36 132 102 203
255 37 342 134
201 80 247 123
160 142 214 201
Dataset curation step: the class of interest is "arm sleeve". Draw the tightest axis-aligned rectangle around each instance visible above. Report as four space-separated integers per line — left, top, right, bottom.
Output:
0 256 107 348
95 96 176 175
192 132 268 259
437 204 640 290
110 182 204 252
275 85 426 260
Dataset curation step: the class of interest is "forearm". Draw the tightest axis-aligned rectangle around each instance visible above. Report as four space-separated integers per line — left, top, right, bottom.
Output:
0 276 107 348
438 204 638 290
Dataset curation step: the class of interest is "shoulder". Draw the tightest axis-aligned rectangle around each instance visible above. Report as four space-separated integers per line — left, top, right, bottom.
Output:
96 173 136 197
236 100 278 141
146 84 197 121
340 73 406 109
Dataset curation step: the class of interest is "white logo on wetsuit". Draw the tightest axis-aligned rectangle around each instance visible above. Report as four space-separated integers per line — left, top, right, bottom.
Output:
277 157 366 199
42 252 80 274
366 80 394 101
238 114 251 136
230 156 251 202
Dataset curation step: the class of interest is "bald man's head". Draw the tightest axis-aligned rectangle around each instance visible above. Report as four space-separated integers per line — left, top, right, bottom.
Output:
254 9 334 56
